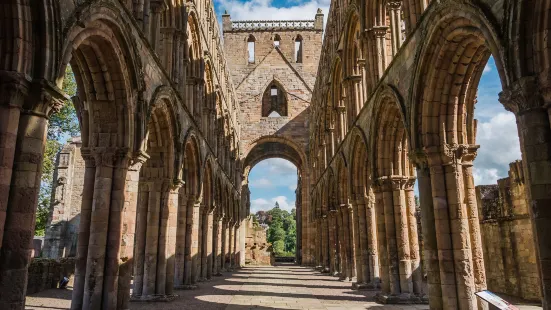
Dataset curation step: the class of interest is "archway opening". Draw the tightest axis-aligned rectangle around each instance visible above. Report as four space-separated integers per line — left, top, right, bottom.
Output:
248 158 298 257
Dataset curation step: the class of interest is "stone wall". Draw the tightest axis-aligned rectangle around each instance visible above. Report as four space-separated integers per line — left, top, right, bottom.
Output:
26 258 76 295
244 218 273 265
42 137 84 259
477 160 541 302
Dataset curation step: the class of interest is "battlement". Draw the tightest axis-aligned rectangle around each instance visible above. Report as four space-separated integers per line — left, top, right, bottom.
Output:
222 9 324 32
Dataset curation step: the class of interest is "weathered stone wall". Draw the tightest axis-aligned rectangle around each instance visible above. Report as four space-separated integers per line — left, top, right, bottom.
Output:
477 160 541 302
43 138 84 259
223 13 323 154
244 218 273 265
26 258 76 295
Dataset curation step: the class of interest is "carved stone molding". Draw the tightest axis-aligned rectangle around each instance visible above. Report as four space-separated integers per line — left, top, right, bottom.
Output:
498 76 542 114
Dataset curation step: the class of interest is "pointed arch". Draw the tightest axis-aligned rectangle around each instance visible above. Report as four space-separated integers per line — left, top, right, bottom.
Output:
261 80 289 117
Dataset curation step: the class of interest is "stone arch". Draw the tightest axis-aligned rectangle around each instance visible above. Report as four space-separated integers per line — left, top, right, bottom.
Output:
59 13 143 151
330 58 346 143
343 11 366 116
182 130 202 200
242 136 306 177
409 6 510 308
411 6 508 150
370 85 412 179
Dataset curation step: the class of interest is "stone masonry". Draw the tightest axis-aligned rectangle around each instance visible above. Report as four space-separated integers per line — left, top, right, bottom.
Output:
244 217 273 266
3 0 551 309
477 161 541 302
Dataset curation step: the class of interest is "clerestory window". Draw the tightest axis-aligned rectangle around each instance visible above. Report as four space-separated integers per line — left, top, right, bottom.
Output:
295 35 303 63
247 35 256 63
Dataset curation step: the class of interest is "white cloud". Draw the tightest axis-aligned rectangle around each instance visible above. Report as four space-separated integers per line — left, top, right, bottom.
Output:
250 177 273 189
216 0 330 27
474 112 521 185
483 65 492 75
251 195 296 213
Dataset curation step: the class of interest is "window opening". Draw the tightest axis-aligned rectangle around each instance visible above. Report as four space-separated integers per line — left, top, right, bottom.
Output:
248 35 255 63
274 34 281 48
295 35 303 63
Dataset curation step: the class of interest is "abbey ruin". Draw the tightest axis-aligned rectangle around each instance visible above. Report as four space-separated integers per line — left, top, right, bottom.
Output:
1 0 551 309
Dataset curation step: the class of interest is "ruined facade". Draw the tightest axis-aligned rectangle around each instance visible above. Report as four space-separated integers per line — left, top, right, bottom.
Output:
477 161 541 302
244 217 273 265
2 0 551 309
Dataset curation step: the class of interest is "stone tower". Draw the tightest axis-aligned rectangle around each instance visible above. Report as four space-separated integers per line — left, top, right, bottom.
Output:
222 11 323 263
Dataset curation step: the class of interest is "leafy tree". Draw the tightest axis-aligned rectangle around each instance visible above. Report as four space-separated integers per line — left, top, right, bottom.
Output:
35 65 80 236
272 240 285 254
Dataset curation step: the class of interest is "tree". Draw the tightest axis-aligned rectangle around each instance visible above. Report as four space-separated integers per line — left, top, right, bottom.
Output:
262 201 297 256
35 65 80 236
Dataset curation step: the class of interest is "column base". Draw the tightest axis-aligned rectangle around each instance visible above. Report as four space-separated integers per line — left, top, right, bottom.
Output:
376 293 426 304
197 277 207 282
352 282 379 290
214 272 223 276
130 294 178 302
174 284 198 290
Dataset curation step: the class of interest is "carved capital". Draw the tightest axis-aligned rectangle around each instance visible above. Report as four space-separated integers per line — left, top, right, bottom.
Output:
499 76 543 114
440 143 479 166
408 149 428 170
24 80 67 117
0 71 30 108
128 150 150 172
369 26 389 39
386 1 402 10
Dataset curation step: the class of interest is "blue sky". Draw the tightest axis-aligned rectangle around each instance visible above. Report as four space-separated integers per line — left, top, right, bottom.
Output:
213 1 520 211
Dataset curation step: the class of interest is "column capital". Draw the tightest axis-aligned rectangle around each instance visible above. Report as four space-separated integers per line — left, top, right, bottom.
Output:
368 26 389 38
499 76 543 114
0 71 30 108
441 143 479 166
24 79 68 118
386 0 402 10
128 150 150 172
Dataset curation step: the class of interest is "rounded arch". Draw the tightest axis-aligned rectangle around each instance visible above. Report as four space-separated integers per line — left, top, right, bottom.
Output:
57 9 145 152
203 156 215 212
349 126 371 200
411 5 510 150
182 130 202 201
370 85 412 179
242 136 307 180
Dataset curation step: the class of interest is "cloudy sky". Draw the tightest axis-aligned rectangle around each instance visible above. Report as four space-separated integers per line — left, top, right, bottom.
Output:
212 0 521 211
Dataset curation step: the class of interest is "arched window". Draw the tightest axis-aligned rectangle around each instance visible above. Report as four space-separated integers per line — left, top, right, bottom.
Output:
273 34 281 48
262 82 287 117
247 35 255 63
295 35 303 63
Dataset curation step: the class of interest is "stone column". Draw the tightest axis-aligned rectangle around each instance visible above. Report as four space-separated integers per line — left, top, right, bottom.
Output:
365 190 380 288
321 215 329 272
373 185 390 295
174 192 189 288
148 0 166 53
228 223 235 270
499 77 551 309
463 153 487 304
181 197 199 288
214 214 224 276
375 176 420 303
387 1 403 56
199 209 208 281
0 76 28 256
336 208 346 278
114 153 148 309
239 220 246 267
206 209 214 278
71 151 96 310
354 198 368 288
221 220 228 271
426 145 477 309
370 26 389 79
411 153 442 308
0 82 62 309
328 209 338 275
346 203 357 282
404 179 422 295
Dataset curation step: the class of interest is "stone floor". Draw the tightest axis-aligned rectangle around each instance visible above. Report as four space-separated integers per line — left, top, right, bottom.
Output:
26 264 542 310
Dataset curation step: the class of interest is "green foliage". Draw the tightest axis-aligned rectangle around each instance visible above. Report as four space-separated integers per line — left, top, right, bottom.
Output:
264 201 297 256
35 65 79 236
